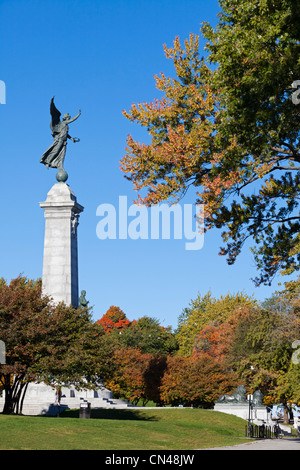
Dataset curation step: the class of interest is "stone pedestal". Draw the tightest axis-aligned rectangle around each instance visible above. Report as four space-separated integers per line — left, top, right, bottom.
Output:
214 403 269 422
214 403 251 420
39 182 84 308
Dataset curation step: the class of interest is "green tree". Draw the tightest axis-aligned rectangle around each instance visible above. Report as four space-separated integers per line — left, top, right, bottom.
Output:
225 299 300 423
0 276 101 414
119 316 178 355
121 0 300 286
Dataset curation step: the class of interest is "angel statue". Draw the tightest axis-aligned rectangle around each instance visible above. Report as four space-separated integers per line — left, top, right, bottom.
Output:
40 97 81 182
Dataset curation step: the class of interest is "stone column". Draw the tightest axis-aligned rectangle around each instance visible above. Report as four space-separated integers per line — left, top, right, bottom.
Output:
39 182 84 308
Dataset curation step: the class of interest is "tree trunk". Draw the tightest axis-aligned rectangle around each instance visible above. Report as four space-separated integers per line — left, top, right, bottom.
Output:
2 373 27 415
283 401 290 425
17 382 29 415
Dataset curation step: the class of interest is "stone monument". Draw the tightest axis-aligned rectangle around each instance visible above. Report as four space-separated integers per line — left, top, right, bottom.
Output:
0 97 134 415
6 97 133 416
39 97 83 308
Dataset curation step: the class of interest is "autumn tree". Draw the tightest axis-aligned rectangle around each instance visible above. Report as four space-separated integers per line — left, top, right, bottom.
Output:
0 276 101 414
121 0 300 286
175 280 300 421
202 289 300 423
95 313 177 391
160 354 237 408
143 353 168 405
105 348 154 405
229 306 296 423
176 291 257 356
96 305 131 333
259 280 300 422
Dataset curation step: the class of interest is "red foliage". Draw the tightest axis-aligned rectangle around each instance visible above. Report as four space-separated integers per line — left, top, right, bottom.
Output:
96 306 131 333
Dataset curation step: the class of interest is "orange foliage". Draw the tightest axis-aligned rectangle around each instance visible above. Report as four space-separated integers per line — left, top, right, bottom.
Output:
96 306 130 333
160 353 237 407
193 306 253 360
106 348 152 404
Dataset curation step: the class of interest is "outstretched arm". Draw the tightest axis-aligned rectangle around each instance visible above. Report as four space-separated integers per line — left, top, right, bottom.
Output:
66 109 81 124
67 134 80 142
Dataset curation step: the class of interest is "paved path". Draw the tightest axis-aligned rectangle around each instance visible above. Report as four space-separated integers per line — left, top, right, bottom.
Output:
204 438 300 450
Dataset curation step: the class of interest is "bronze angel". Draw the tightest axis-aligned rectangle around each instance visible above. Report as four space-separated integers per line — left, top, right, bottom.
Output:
40 97 81 172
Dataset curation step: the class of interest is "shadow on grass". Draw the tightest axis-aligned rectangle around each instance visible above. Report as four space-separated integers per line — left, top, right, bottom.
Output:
60 408 158 421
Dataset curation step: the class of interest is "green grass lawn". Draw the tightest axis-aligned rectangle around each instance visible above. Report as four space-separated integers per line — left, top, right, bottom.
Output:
0 408 250 450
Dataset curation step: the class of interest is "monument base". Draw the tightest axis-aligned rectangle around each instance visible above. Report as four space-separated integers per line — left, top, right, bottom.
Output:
214 403 270 422
0 382 133 416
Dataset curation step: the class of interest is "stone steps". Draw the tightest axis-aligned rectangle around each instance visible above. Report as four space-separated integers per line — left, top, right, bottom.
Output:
0 395 134 415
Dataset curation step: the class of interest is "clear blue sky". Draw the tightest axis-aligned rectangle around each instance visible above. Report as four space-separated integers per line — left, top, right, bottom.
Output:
0 0 295 329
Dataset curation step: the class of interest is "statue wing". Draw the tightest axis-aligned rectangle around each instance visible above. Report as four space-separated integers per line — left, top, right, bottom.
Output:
50 96 61 131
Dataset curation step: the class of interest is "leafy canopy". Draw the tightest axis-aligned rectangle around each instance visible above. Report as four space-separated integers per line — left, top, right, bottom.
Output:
176 291 257 356
0 276 101 414
121 0 300 286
